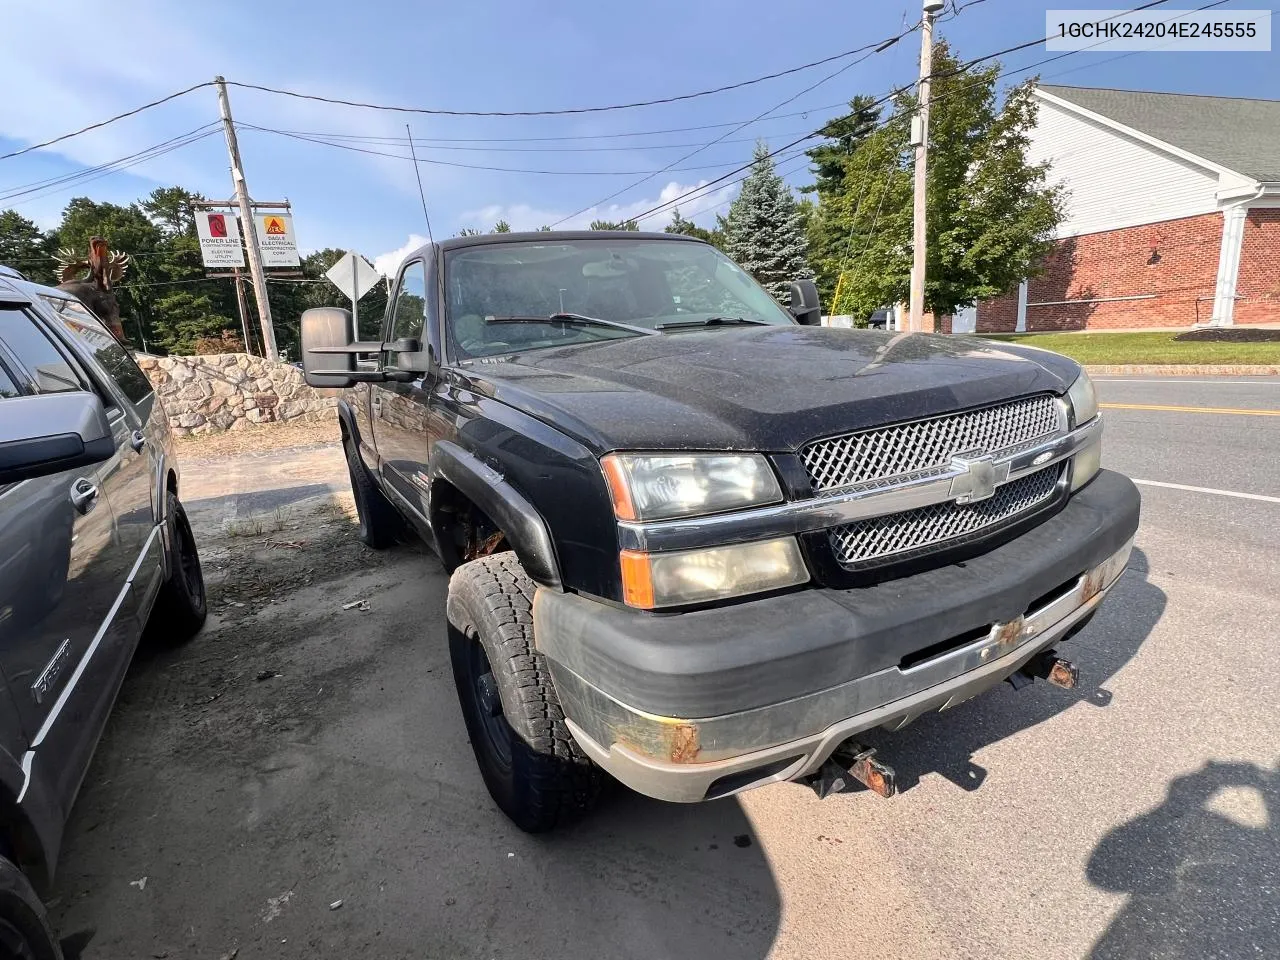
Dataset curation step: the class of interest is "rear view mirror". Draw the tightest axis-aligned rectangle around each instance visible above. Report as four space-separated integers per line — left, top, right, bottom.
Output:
0 392 114 484
788 279 822 326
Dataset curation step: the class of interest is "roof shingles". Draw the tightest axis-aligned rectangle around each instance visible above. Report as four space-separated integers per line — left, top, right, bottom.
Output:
1038 84 1280 182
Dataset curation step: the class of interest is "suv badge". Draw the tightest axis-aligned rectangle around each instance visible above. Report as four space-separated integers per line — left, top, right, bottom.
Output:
32 639 71 706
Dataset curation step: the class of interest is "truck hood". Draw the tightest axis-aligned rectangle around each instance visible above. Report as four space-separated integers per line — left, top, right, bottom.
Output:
455 326 1080 453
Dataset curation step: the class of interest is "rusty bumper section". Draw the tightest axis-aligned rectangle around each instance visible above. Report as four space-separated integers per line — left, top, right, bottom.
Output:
548 537 1132 804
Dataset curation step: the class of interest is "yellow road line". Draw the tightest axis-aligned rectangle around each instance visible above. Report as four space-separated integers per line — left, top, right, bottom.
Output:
1101 402 1280 417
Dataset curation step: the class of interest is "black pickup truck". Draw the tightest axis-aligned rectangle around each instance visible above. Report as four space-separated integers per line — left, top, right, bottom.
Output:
301 231 1139 832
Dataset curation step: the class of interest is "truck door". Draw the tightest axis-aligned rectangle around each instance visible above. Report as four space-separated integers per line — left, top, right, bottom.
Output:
370 259 434 525
0 308 135 813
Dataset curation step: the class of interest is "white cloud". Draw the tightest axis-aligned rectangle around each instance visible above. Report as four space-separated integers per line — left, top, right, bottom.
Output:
373 233 430 277
460 179 740 233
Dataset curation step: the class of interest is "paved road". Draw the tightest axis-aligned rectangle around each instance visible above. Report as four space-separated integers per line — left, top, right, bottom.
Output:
51 378 1279 959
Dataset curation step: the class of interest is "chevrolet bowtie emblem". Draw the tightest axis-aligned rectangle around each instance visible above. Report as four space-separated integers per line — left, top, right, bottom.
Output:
948 452 1009 503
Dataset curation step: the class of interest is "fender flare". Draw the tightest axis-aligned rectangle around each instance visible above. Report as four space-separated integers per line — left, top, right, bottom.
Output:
335 398 371 468
430 441 562 590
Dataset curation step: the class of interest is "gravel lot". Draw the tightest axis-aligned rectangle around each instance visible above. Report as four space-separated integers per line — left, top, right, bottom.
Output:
50 379 1280 959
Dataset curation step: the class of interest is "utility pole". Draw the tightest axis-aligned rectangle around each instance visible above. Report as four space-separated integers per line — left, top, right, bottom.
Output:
909 1 944 332
215 76 277 358
232 267 254 355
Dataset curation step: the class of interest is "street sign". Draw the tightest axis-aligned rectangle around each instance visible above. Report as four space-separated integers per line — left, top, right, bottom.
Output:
195 211 245 268
324 252 381 303
254 211 300 267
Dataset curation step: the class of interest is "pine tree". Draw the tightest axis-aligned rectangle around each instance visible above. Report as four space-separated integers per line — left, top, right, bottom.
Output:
0 210 58 286
663 206 725 249
723 142 813 301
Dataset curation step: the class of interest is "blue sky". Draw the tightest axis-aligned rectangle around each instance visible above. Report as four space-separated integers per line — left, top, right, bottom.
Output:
1 0 1274 274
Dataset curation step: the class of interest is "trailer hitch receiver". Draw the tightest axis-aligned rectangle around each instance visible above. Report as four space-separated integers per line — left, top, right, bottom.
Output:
1009 650 1080 691
808 743 897 799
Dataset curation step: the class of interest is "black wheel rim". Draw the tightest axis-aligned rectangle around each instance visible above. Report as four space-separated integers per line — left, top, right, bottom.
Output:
175 509 204 604
468 638 512 773
0 917 38 960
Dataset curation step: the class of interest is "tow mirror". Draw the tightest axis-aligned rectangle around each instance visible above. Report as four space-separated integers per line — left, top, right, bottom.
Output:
788 279 822 326
302 308 426 387
0 392 114 484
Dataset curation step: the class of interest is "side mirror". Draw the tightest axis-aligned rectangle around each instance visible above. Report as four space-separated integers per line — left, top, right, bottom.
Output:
0 392 114 484
302 307 359 388
302 309 425 387
788 279 822 326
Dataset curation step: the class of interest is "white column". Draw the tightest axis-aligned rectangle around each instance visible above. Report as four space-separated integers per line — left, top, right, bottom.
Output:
1211 205 1248 326
1015 280 1029 332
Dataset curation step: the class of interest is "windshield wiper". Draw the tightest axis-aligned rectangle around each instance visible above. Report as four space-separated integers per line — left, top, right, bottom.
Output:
485 313 661 337
655 316 771 330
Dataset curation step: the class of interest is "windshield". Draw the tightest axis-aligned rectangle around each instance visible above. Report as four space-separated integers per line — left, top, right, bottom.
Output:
444 238 794 359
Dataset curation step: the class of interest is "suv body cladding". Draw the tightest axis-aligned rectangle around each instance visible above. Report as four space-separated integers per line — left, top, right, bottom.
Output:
0 273 179 891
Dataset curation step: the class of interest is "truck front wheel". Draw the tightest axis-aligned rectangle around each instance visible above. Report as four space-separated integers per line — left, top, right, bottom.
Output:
343 430 403 549
446 553 603 832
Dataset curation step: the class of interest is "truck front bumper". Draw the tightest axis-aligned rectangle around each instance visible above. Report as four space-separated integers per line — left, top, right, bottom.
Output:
533 469 1140 803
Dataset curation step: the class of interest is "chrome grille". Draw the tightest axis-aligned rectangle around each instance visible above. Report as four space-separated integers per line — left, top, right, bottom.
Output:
827 465 1062 569
801 395 1062 493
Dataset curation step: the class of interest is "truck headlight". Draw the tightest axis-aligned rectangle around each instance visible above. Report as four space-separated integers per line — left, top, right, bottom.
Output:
601 453 783 521
619 537 809 608
1066 370 1098 426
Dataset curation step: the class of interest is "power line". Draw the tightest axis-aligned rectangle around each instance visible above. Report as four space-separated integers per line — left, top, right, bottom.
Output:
626 0 1183 227
0 82 214 162
230 127 821 154
550 18 922 227
240 123 809 176
0 122 221 203
248 115 847 145
1 129 221 209
222 34 920 119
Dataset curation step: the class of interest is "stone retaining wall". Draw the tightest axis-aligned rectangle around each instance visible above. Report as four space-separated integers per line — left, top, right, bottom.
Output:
137 353 338 436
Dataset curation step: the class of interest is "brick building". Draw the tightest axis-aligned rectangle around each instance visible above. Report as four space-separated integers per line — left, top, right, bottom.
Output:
976 85 1280 333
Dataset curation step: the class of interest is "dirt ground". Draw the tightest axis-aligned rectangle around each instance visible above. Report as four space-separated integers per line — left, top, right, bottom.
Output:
49 432 778 960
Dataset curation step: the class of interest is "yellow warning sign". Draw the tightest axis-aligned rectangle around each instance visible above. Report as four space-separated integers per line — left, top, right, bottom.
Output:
263 215 286 235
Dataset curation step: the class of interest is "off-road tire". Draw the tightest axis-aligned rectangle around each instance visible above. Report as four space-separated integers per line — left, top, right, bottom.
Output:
344 432 404 549
151 492 206 641
447 552 603 832
0 855 62 960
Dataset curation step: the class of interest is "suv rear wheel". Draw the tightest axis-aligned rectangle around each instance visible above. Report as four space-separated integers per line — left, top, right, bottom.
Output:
151 491 207 641
0 855 62 959
447 552 603 832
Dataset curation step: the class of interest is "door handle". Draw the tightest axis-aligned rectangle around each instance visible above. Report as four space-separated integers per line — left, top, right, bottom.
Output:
70 478 99 514
130 429 146 452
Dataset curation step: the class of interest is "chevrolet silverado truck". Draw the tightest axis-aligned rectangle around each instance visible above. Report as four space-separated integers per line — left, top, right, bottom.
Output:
300 231 1139 832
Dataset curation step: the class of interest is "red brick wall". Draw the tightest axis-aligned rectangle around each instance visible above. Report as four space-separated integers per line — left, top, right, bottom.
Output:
977 291 1019 333
977 212 1225 331
1235 208 1280 325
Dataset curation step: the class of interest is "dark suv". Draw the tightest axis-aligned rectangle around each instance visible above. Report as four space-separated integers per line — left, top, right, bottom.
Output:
0 267 207 956
300 231 1140 833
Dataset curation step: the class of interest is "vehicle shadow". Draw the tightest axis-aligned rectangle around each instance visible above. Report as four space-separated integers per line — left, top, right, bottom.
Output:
518 786 782 960
53 522 781 960
857 546 1166 793
1086 759 1280 959
182 482 341 524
